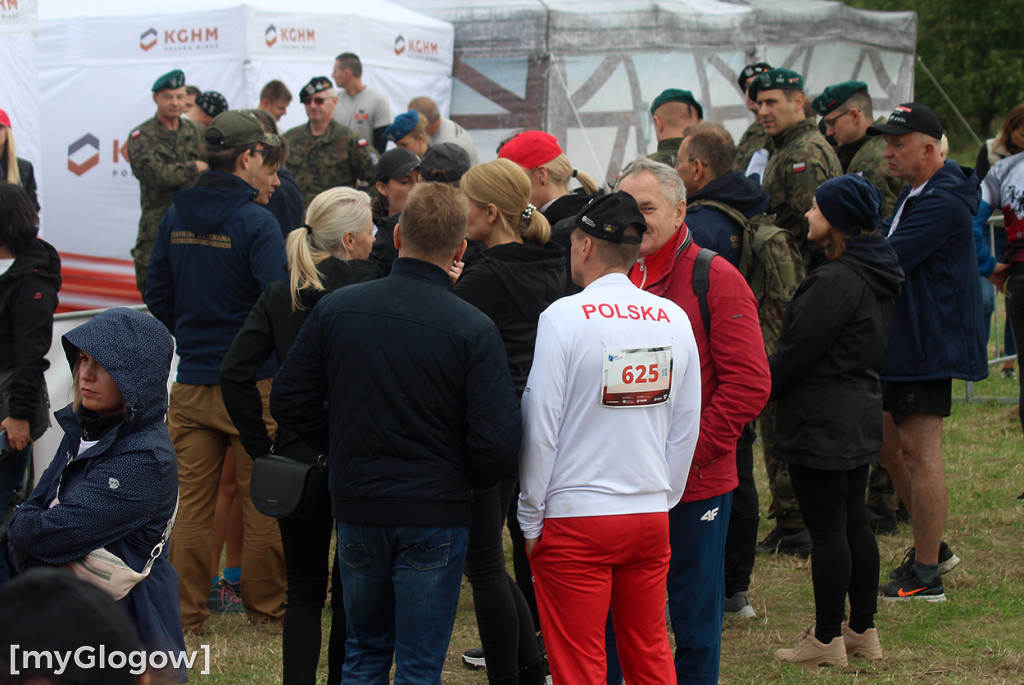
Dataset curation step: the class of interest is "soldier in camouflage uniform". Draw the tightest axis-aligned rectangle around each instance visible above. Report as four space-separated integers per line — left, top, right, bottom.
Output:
813 81 906 534
749 69 842 556
283 76 375 209
648 89 702 166
733 62 773 175
127 69 207 293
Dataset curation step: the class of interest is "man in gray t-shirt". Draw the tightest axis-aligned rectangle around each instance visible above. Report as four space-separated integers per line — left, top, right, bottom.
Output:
332 52 391 154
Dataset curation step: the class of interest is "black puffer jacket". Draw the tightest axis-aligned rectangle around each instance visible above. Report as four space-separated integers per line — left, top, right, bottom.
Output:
453 240 565 398
220 256 382 459
770 233 904 470
0 238 60 437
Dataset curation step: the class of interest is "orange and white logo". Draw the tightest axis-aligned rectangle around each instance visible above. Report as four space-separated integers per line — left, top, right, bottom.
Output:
68 134 100 176
140 28 158 51
139 25 221 52
265 24 316 50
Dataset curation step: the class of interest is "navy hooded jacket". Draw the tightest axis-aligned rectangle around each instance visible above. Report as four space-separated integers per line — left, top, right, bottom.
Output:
7 308 187 680
145 171 287 384
880 160 987 381
686 170 771 267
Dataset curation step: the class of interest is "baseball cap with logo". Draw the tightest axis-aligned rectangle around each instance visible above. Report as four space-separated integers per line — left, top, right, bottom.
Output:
205 111 281 148
299 76 333 104
867 102 945 139
375 147 421 184
747 68 805 101
572 191 647 245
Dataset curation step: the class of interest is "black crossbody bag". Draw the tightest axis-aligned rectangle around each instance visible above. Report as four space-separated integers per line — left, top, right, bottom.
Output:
249 446 328 519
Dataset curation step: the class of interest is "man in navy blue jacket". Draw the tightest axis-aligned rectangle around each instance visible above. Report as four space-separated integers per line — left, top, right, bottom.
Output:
145 110 288 633
870 104 986 602
271 182 522 683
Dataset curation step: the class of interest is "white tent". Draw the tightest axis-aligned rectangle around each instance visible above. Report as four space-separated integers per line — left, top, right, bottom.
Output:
34 0 454 310
0 0 40 175
396 0 917 184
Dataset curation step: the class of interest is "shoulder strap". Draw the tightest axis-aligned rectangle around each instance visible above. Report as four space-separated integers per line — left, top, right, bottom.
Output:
688 198 750 233
692 247 717 337
145 496 180 571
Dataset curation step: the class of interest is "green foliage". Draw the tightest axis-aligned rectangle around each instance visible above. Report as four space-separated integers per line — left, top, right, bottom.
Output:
844 0 1024 146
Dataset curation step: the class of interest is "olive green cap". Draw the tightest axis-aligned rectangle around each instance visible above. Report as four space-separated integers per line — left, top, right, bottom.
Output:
205 110 281 148
812 81 868 116
152 69 186 93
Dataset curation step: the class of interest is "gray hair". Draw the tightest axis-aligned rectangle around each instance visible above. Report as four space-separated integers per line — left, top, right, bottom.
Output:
616 156 687 206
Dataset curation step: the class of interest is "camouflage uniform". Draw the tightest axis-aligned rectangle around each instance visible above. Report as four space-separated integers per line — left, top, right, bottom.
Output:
648 137 684 166
127 116 206 293
762 118 842 267
283 119 375 209
838 118 903 219
734 121 770 174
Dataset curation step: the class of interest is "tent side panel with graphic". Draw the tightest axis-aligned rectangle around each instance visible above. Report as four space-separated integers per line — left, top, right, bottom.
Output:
0 0 40 201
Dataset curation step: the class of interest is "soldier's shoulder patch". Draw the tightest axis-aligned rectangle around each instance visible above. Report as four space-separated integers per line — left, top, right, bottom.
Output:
792 162 806 173
131 129 142 139
357 138 369 147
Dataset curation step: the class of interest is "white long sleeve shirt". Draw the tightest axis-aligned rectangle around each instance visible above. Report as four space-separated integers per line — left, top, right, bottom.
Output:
517 273 702 539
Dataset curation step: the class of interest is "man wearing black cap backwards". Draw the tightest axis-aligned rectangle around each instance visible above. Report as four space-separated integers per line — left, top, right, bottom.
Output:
145 110 288 634
868 103 986 601
127 69 208 294
518 190 702 683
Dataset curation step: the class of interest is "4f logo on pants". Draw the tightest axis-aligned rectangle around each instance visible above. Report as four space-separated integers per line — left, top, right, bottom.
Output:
700 507 720 522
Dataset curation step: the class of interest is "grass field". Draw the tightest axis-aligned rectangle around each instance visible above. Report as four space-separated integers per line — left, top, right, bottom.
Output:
184 370 1022 684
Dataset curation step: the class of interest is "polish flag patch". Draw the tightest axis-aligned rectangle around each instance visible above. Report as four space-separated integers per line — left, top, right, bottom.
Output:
130 129 141 139
792 162 806 173
895 105 913 113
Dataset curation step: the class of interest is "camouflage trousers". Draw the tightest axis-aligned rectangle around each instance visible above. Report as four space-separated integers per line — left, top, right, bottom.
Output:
131 214 161 295
866 462 900 513
759 402 805 530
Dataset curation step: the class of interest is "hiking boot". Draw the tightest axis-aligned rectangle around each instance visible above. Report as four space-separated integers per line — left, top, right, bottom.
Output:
206 579 245 614
866 507 899 536
724 591 757 619
773 628 848 668
462 646 485 669
879 570 946 602
842 625 883 660
756 526 812 558
887 541 961 580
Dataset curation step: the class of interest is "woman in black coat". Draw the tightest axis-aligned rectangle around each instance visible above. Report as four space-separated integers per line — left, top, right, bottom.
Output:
220 187 381 685
0 110 39 210
770 175 904 668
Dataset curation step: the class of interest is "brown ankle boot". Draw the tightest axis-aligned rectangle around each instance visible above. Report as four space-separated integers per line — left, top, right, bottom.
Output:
842 624 883 660
774 627 848 668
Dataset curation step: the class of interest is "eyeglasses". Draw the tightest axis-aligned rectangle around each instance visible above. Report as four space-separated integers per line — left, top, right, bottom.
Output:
248 147 267 157
307 96 333 106
672 156 703 169
823 109 855 129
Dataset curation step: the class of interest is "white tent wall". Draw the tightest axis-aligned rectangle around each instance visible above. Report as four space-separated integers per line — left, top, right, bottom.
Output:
0 0 40 193
34 0 453 311
397 0 917 186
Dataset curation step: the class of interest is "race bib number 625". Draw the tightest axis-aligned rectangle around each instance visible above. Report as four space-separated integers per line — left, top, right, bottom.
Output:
601 346 673 407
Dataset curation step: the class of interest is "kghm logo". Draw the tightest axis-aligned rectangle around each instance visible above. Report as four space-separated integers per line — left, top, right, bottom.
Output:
265 24 315 50
140 28 157 51
394 34 439 61
394 34 406 56
68 134 100 176
139 26 220 52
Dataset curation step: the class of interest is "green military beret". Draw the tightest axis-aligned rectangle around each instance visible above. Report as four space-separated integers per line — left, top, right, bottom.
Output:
299 76 333 104
152 69 186 93
747 69 804 102
205 110 281 148
650 88 704 120
812 81 868 117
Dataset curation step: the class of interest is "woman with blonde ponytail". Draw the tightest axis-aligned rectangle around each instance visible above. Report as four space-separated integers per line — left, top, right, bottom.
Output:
452 158 564 684
0 108 39 210
220 186 381 685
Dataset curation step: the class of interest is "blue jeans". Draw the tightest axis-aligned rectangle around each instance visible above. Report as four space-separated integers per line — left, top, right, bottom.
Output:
336 523 469 684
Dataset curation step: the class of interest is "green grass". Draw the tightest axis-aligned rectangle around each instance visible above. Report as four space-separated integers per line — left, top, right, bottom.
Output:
184 370 1022 684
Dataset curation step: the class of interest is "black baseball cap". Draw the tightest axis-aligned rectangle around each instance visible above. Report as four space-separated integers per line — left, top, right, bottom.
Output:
419 143 471 184
375 147 420 183
867 102 945 139
572 192 647 245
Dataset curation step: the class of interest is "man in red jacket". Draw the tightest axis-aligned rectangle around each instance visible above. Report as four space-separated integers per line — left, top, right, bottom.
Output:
618 157 771 684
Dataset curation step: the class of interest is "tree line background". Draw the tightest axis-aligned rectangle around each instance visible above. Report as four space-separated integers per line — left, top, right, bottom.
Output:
845 0 1024 156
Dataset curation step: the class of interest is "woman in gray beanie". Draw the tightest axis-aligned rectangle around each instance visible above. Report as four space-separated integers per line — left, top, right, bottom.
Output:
770 174 905 667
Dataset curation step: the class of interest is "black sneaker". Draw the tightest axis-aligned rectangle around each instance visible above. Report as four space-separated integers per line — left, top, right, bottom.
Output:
888 542 961 580
756 526 812 558
206 579 245 614
879 570 946 602
462 646 485 669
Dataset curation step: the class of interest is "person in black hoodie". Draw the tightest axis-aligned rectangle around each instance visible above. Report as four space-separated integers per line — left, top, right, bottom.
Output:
453 158 563 683
771 175 904 668
221 187 380 685
0 183 59 587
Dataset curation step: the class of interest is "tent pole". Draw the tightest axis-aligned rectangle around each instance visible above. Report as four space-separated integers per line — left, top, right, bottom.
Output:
916 56 982 147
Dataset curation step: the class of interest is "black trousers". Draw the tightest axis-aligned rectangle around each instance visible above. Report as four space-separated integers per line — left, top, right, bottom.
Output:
724 440 758 596
789 462 878 638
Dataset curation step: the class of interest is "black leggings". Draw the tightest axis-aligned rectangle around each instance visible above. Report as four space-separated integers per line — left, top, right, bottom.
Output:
1007 270 1024 435
464 478 543 682
278 487 345 685
789 463 878 639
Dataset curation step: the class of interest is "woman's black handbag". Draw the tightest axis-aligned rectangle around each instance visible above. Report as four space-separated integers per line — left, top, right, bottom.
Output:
249 451 328 519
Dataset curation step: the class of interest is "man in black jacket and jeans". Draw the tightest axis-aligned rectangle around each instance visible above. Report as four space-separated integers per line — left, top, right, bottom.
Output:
271 182 522 683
